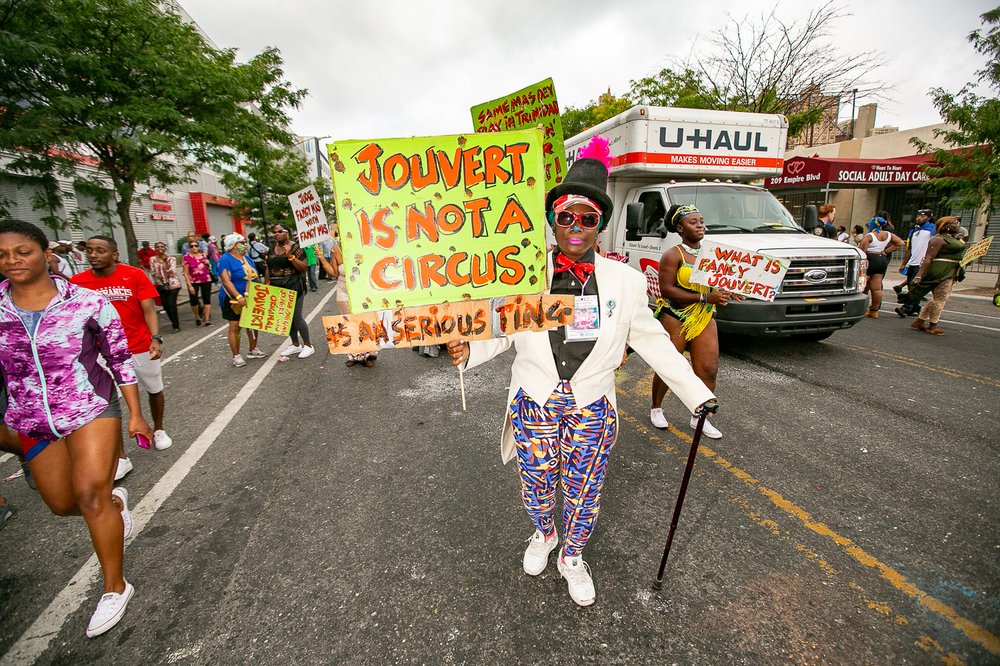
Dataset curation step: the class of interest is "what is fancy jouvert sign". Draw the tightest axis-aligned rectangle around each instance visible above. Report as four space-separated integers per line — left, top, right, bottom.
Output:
323 130 567 354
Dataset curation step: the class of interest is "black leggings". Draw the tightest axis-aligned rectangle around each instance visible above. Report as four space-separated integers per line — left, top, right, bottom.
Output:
188 281 212 308
157 285 180 329
289 290 310 346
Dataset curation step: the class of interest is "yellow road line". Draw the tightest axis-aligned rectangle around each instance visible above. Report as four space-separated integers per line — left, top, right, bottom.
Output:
831 342 1000 389
617 392 1000 657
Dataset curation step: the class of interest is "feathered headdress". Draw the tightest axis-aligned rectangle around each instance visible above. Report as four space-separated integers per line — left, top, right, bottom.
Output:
577 135 612 174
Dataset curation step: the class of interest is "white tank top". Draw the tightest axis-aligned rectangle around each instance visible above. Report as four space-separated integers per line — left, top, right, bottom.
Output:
866 231 890 254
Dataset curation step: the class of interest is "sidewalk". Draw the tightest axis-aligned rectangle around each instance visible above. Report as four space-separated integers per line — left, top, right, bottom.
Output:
883 258 998 298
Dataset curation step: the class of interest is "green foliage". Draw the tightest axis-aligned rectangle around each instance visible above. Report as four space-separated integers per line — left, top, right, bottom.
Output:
220 147 312 239
0 0 306 264
560 93 633 137
627 68 717 109
912 7 1000 213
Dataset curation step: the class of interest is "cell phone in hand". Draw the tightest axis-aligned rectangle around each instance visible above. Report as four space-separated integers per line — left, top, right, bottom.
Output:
135 433 151 450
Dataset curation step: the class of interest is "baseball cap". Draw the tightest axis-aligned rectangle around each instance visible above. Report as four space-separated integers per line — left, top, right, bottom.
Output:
917 209 933 216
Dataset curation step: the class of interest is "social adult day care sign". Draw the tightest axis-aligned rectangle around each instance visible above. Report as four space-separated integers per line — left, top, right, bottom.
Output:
688 241 788 302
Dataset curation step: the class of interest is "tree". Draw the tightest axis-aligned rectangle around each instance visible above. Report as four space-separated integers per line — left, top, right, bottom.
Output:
220 146 312 241
626 67 717 109
560 92 632 138
695 1 885 138
912 7 1000 214
0 0 306 265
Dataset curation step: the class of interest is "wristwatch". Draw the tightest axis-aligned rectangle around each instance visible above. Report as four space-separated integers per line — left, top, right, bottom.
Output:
151 335 164 343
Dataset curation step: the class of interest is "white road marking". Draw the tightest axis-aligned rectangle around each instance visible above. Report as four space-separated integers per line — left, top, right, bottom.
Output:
160 325 227 366
2 287 337 665
937 318 1000 333
942 309 1000 321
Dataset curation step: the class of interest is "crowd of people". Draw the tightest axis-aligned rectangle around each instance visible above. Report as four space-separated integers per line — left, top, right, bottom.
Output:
0 163 979 637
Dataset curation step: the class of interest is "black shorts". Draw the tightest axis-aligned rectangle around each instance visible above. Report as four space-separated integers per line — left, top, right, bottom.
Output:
221 298 241 321
866 253 889 276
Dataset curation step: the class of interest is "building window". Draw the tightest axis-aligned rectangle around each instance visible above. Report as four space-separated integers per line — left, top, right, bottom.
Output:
773 191 827 227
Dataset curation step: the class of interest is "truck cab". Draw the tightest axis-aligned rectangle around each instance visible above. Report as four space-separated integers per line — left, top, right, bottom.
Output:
566 105 869 340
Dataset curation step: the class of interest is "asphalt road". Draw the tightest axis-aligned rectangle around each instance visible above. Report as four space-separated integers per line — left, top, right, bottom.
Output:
1 281 998 665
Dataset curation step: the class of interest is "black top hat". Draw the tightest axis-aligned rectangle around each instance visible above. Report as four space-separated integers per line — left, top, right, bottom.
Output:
545 158 614 220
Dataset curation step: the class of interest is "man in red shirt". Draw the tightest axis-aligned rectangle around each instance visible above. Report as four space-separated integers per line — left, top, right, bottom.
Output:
137 241 156 271
72 236 173 480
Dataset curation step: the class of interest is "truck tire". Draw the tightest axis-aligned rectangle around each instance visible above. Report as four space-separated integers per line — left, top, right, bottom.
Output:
793 332 833 342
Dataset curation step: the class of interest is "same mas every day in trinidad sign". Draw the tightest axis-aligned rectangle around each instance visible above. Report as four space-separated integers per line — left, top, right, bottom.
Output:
323 129 575 354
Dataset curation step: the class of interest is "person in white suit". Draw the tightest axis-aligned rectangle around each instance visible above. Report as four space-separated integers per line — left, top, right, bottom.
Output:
447 153 718 607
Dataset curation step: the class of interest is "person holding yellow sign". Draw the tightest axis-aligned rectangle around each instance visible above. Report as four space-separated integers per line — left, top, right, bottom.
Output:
447 147 717 608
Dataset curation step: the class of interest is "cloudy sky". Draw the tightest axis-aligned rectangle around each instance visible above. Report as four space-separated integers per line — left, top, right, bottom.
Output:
180 0 994 145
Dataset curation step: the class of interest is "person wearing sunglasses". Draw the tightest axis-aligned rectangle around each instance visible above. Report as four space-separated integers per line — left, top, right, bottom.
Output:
446 146 717 608
265 225 315 359
182 241 213 326
648 205 741 440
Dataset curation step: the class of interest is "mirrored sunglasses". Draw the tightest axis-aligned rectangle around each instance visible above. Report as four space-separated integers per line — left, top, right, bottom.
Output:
554 211 601 229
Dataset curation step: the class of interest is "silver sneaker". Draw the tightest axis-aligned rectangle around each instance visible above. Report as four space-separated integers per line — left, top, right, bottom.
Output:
650 407 669 429
690 415 722 439
232 354 247 367
522 530 558 576
557 550 595 606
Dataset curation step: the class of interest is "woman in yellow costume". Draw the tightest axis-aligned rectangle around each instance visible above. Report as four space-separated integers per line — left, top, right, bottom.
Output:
649 204 740 439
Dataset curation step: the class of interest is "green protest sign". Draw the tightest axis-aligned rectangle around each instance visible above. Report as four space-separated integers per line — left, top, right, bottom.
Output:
239 282 297 336
471 78 566 190
327 130 547 313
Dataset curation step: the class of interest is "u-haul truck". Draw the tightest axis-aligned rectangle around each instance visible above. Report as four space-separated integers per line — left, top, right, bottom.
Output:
566 105 868 340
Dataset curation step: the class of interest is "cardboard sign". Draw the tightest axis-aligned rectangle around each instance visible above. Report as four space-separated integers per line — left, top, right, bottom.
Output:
289 185 332 248
239 283 298 336
471 78 566 190
323 294 574 354
961 236 993 267
328 130 547 314
688 242 788 302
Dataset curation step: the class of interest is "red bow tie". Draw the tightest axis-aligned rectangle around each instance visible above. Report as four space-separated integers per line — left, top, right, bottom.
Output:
553 253 595 283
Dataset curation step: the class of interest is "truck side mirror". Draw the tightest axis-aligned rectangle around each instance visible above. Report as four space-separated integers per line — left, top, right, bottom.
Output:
625 202 643 242
803 205 818 232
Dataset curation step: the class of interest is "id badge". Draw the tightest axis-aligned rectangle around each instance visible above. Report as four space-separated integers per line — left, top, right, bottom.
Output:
565 295 600 341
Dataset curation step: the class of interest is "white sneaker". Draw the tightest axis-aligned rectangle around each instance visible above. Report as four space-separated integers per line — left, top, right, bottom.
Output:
153 430 172 450
86 581 134 638
690 415 722 439
522 530 559 576
650 407 669 429
114 457 133 481
557 550 596 607
232 354 246 367
246 348 267 359
297 345 316 359
112 487 132 540
280 345 303 357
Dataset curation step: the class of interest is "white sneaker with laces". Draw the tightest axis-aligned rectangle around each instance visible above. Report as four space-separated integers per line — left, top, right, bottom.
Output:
297 345 316 359
86 581 134 638
557 550 596 607
690 415 722 439
112 487 132 540
650 407 669 429
522 530 558 576
246 348 267 359
232 354 247 367
114 457 133 481
280 345 303 357
153 430 172 450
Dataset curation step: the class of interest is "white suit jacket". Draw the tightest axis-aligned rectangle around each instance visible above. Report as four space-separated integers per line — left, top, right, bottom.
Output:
466 253 716 464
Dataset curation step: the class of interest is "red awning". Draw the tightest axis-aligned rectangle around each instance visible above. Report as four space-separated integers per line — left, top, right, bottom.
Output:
764 153 935 189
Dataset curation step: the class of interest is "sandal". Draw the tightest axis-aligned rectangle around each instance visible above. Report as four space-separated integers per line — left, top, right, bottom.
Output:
927 327 946 336
910 320 927 331
345 359 357 367
363 358 376 368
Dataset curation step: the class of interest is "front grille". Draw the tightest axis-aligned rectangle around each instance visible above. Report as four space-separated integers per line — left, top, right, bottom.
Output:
778 256 859 298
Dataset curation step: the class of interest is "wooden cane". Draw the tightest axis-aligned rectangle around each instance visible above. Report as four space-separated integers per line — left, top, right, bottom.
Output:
458 364 467 412
652 410 708 591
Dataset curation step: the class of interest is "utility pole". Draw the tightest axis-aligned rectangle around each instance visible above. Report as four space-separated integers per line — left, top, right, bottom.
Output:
850 88 858 139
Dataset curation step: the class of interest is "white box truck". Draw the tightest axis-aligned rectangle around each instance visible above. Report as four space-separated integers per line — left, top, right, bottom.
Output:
565 105 868 340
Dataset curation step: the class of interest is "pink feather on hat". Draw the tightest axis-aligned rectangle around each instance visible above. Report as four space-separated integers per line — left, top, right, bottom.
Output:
577 135 612 173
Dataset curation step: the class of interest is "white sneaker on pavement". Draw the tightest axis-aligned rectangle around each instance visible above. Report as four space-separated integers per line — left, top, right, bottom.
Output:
112 486 132 540
280 345 303 357
86 581 134 638
297 345 316 359
246 348 267 359
523 530 559 576
232 354 246 367
650 407 669 429
557 550 595 607
114 457 133 481
690 415 722 439
153 430 172 450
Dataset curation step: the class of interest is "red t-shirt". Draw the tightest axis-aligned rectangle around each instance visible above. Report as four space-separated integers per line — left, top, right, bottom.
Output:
138 247 157 269
71 264 159 354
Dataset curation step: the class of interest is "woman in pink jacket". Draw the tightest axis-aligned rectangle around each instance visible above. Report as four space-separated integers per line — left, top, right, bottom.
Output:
0 220 152 638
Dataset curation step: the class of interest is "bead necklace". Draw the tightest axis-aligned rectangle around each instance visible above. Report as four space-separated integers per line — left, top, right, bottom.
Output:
680 243 701 257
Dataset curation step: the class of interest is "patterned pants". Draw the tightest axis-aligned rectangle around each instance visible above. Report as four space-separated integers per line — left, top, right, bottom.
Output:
510 381 618 557
918 279 954 324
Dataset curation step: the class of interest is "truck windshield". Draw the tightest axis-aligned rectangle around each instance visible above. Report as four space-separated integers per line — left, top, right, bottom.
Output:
667 185 801 233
